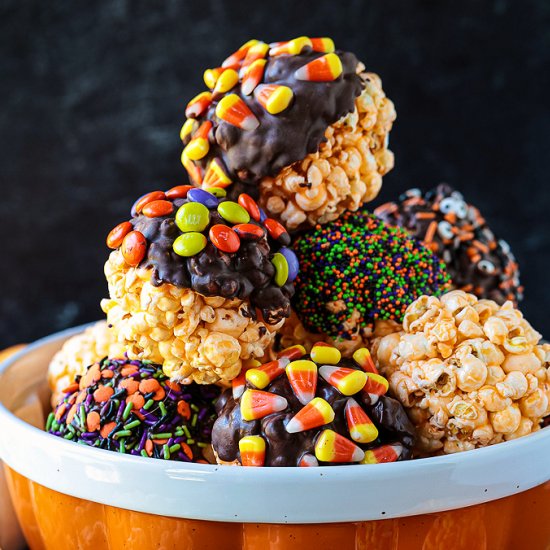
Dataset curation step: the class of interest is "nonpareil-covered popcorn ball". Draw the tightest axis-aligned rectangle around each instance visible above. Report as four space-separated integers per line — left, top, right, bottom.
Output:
180 37 395 230
47 357 220 462
375 184 523 304
371 290 550 455
101 186 298 384
212 343 415 466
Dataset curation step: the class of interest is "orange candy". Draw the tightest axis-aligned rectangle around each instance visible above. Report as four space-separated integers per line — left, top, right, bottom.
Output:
132 191 166 215
285 397 334 433
177 400 191 420
263 218 288 241
277 345 306 361
100 422 117 439
240 389 288 421
165 185 194 200
121 230 147 267
345 398 378 444
238 193 261 221
86 411 101 432
209 224 241 253
93 385 114 403
221 39 259 69
106 221 133 249
120 379 139 395
185 91 212 118
310 37 335 53
353 348 378 374
362 373 389 403
294 53 343 82
241 59 267 96
203 158 232 188
142 200 174 218
239 435 266 467
215 94 259 131
233 223 265 240
181 154 203 186
299 453 319 467
286 359 317 405
314 429 365 463
361 443 403 465
246 358 290 390
319 366 367 396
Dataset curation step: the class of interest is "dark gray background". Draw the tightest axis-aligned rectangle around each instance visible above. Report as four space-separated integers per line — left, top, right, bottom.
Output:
1 0 549 348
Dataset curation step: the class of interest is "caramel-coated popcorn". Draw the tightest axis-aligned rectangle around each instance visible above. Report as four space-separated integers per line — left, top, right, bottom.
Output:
371 290 550 454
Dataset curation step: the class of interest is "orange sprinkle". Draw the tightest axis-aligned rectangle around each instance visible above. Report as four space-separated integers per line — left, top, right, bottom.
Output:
165 380 181 392
79 364 101 389
181 442 194 461
76 391 87 404
120 379 140 395
101 370 114 379
416 212 436 220
473 240 490 254
66 404 78 424
93 385 115 403
153 387 166 401
126 393 145 410
178 400 191 420
121 365 139 377
424 221 437 243
139 379 161 394
86 411 101 432
100 422 117 438
55 403 67 421
145 440 154 457
61 383 79 394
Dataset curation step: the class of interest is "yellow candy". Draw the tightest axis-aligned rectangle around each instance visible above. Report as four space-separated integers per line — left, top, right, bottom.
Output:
183 137 209 160
214 68 239 95
353 347 378 374
314 429 364 463
255 84 294 115
311 343 341 365
270 36 312 56
345 398 378 444
180 119 198 142
310 37 335 53
239 435 266 467
203 67 224 89
319 366 367 396
204 158 232 188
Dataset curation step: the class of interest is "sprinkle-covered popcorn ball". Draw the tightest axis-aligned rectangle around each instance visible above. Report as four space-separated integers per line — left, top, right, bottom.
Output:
375 184 523 304
47 357 220 462
101 186 298 384
212 343 415 466
371 290 550 454
292 211 451 351
180 37 395 230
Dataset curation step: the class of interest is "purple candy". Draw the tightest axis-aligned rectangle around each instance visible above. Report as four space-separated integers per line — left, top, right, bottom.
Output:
279 247 299 282
259 207 267 222
187 188 218 209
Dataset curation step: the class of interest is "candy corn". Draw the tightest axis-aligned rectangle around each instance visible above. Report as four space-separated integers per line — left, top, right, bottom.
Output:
314 429 365 463
241 42 269 72
361 443 403 465
270 36 312 56
286 360 318 405
246 357 290 389
286 397 334 433
278 344 306 361
299 453 319 467
311 342 341 365
345 398 378 444
232 359 261 399
294 53 343 82
182 121 212 160
319 366 367 396
203 67 224 90
213 68 239 95
353 348 378 374
222 39 259 69
240 389 287 421
203 158 232 188
241 59 267 96
181 153 203 186
255 84 294 115
215 94 259 131
310 37 335 53
362 373 389 403
180 118 198 142
185 91 212 118
239 435 266 467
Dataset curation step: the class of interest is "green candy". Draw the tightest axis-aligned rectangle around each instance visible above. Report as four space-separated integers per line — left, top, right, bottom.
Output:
173 232 207 257
217 201 250 224
205 187 227 198
175 202 210 232
271 252 289 287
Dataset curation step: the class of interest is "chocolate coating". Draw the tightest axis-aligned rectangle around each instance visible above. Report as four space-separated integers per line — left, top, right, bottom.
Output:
375 184 523 305
212 358 416 467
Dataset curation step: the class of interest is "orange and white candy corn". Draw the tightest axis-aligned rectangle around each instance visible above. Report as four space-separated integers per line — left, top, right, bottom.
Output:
277 344 306 361
240 389 287 421
181 153 203 186
353 347 378 374
361 443 403 465
203 158 232 188
286 397 334 433
241 59 267 96
239 435 266 467
311 342 341 365
246 357 290 389
185 91 213 118
299 453 319 467
345 398 378 444
310 37 335 53
216 94 259 131
213 68 239 95
314 429 365 463
232 359 261 399
203 67 224 90
182 121 212 160
222 39 259 69
319 366 367 396
294 53 343 82
255 84 294 115
180 118 198 142
269 36 312 56
240 42 269 72
362 372 389 404
286 359 317 405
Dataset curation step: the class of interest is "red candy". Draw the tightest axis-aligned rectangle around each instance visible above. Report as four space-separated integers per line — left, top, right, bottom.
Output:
106 221 133 249
238 193 261 221
121 230 147 267
132 191 166 215
209 224 241 253
264 218 288 241
233 223 265 240
165 185 194 200
142 200 174 218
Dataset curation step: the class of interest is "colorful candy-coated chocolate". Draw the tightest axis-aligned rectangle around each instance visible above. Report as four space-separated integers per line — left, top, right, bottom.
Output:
298 453 319 467
185 91 213 119
362 373 389 403
238 193 261 222
361 443 403 465
278 344 306 361
310 343 341 365
203 67 224 89
294 53 343 82
345 398 378 444
259 207 267 222
187 188 219 209
271 252 289 287
314 429 365 463
239 435 266 467
121 231 147 267
132 191 166 216
213 68 239 95
215 94 259 131
246 358 290 390
209 224 241 253
319 366 367 396
142 199 174 218
241 58 267 96
263 217 289 242
175 202 210 232
240 389 288 421
285 397 334 434
217 201 251 224
255 84 294 115
181 153 203 186
204 187 227 198
203 158 232 188
233 223 265 240
222 39 259 69
278 247 299 282
285 359 317 405
310 37 335 53
269 36 312 56
165 185 194 200
353 348 378 374
180 118 198 141
172 232 208 257
107 221 133 249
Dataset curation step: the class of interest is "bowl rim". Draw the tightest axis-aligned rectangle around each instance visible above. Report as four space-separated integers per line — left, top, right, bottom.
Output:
0 323 549 524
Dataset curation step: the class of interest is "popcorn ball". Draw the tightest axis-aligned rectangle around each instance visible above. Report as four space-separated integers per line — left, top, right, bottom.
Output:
375 184 523 304
180 37 395 230
101 186 298 384
371 290 550 454
212 343 415 466
47 357 220 462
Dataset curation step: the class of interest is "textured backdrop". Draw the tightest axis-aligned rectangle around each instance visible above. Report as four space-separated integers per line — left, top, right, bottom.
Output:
1 0 549 348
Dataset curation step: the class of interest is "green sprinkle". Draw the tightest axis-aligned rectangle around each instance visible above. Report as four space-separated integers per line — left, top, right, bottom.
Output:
144 399 155 410
64 433 74 440
46 412 55 432
186 438 196 445
163 444 171 460
159 402 167 417
190 404 199 412
124 420 141 430
191 413 198 427
182 426 192 439
113 430 132 439
169 444 181 453
151 433 173 440
197 442 209 448
119 441 126 454
122 402 134 421
141 449 149 458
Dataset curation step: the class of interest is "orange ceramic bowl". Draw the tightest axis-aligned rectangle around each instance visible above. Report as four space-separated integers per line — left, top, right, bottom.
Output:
1 326 549 550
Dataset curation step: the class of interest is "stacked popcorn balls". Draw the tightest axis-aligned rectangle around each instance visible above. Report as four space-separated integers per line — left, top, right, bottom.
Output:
375 184 523 304
212 343 415 466
371 290 550 454
180 37 395 230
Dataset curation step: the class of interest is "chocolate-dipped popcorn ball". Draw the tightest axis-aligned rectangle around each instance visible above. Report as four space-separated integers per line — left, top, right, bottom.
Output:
101 186 298 384
291 210 451 353
371 290 550 455
180 37 395 230
375 184 523 304
47 357 220 462
212 343 416 466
